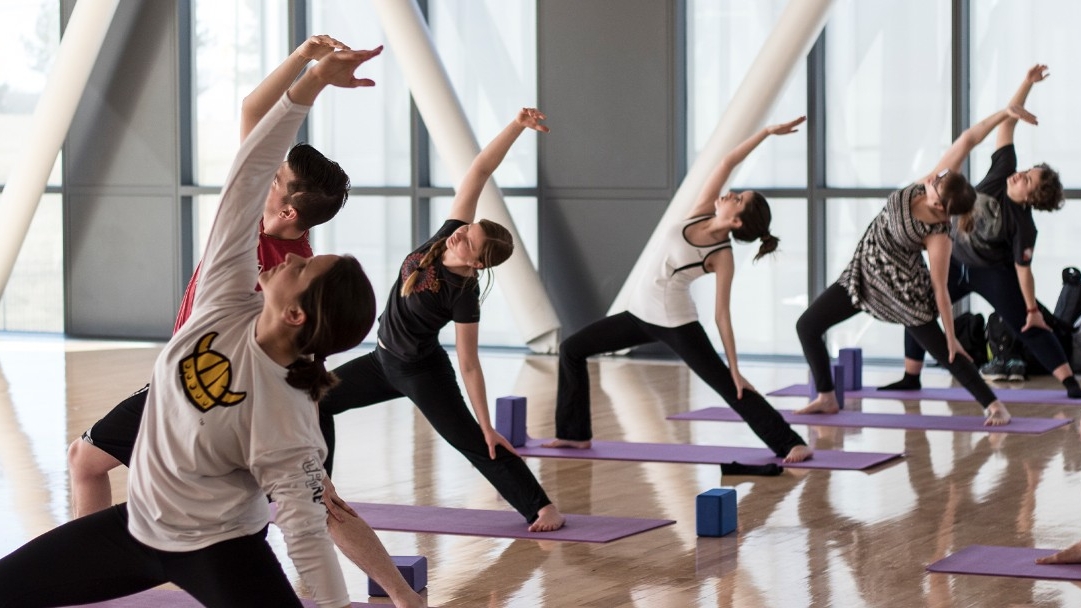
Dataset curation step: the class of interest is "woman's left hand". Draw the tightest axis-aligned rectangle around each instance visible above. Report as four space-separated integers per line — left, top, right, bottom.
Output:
731 370 757 400
946 335 973 364
482 426 520 459
515 107 550 133
766 115 807 136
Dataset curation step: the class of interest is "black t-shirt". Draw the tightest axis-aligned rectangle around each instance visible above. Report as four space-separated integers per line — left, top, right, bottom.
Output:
377 220 481 361
951 144 1038 268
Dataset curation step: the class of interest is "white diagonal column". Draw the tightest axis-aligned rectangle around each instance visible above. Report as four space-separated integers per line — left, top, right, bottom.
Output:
608 0 836 315
372 0 561 353
0 0 120 298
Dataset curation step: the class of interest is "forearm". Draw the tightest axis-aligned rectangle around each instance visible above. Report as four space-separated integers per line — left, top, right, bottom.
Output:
1015 264 1039 310
473 120 528 179
241 51 310 138
287 69 328 107
715 316 740 375
460 365 493 430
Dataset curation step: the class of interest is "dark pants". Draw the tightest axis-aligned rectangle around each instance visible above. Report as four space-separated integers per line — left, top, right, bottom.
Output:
796 282 998 407
904 258 1068 372
555 311 807 457
319 346 552 523
0 504 300 608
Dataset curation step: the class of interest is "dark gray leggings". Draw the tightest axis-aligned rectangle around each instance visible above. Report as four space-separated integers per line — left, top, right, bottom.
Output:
0 504 301 608
796 282 998 407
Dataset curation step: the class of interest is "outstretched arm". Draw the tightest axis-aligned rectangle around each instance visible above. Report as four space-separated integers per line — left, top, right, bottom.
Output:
447 108 549 223
241 35 351 141
927 105 1037 181
687 116 806 219
997 64 1049 149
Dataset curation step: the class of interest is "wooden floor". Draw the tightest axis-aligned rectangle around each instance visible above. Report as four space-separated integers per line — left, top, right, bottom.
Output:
2 335 1080 607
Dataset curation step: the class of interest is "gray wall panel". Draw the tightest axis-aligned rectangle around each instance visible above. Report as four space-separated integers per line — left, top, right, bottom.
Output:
63 0 181 339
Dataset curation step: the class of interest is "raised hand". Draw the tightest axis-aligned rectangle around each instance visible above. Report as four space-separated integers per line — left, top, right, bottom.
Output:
1006 104 1038 126
1025 63 1049 85
515 107 550 133
309 46 384 89
298 34 350 62
766 115 807 136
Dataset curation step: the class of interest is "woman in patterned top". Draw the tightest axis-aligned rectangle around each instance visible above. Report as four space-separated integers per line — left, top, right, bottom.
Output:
543 116 813 463
318 108 565 532
794 105 1039 426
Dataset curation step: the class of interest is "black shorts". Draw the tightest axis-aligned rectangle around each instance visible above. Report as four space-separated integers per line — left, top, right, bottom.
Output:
80 385 149 467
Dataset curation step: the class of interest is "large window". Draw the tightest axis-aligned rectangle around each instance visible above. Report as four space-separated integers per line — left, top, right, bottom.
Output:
0 0 62 332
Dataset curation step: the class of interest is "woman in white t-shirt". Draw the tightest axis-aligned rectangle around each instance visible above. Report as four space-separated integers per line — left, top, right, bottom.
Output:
0 47 382 608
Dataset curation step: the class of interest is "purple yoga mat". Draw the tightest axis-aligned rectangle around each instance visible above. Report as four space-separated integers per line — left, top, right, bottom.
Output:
926 545 1081 581
70 589 377 607
270 502 673 543
668 406 1070 434
517 439 901 471
769 383 1081 406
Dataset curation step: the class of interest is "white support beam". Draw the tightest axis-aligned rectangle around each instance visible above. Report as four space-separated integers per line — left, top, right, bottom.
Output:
608 0 836 316
0 0 120 299
372 0 561 353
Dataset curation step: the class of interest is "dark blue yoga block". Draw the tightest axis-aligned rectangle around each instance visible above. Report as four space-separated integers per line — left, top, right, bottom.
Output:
839 347 863 390
368 555 427 597
696 488 737 537
495 395 527 447
808 365 845 409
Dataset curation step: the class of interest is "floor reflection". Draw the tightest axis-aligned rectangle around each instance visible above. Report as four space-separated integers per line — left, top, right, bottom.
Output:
1 336 1080 606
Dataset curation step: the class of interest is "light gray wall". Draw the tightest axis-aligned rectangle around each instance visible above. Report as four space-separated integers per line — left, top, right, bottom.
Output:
537 0 683 336
63 0 186 339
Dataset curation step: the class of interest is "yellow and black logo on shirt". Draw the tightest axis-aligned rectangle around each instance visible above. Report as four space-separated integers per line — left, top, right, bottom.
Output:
179 332 247 412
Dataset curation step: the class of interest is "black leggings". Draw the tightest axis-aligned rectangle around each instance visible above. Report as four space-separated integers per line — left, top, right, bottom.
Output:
904 258 1068 371
796 282 997 407
319 346 552 523
0 504 300 608
555 312 807 457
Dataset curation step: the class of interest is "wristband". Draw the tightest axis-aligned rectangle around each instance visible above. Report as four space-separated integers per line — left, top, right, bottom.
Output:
1027 307 1039 314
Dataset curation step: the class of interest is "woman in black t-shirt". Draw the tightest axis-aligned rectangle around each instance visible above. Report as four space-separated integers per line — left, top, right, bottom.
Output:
319 108 566 532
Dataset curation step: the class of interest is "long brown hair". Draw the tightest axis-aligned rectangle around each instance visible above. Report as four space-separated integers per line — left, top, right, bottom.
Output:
936 171 978 233
286 255 375 401
400 220 515 301
731 191 780 262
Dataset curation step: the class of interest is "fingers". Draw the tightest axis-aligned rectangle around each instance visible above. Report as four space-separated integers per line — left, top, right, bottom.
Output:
518 107 550 132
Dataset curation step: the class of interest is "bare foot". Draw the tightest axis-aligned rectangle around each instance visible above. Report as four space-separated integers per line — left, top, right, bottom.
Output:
540 438 591 449
1036 541 1081 565
983 401 1011 427
528 504 566 532
794 393 840 415
783 444 813 463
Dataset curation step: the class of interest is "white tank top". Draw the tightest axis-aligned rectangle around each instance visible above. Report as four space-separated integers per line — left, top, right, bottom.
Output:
627 216 731 327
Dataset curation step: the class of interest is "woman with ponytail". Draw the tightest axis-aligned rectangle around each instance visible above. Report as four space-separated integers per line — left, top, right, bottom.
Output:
318 108 566 532
544 116 813 464
793 104 1040 426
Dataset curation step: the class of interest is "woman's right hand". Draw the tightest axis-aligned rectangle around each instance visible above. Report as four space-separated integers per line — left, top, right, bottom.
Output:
1006 104 1038 126
1025 63 1049 85
515 107 550 133
946 335 973 364
766 115 806 136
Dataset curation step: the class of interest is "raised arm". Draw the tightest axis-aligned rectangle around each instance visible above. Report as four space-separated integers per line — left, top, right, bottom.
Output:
447 108 548 223
997 64 1049 149
241 35 352 141
687 116 806 219
926 105 1037 181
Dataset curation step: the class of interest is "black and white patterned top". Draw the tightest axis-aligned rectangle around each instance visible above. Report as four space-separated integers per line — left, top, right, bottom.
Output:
838 183 950 326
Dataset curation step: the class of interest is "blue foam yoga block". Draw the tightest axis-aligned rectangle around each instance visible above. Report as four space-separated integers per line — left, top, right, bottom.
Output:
495 395 527 447
368 555 428 597
696 488 737 537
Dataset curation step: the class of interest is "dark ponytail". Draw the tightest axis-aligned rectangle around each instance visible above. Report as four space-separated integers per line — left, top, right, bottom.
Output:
286 255 376 401
731 191 780 262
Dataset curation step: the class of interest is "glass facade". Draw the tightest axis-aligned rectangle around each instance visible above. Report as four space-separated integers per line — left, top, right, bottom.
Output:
2 0 1078 358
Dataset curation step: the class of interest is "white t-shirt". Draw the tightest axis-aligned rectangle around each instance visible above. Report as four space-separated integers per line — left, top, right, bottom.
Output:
627 215 732 327
127 96 348 607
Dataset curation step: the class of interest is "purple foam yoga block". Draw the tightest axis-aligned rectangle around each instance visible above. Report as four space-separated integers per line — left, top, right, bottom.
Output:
368 555 427 597
495 395 527 447
838 347 863 390
808 365 845 409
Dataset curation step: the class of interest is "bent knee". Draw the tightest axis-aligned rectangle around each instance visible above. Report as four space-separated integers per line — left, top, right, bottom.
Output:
68 439 120 478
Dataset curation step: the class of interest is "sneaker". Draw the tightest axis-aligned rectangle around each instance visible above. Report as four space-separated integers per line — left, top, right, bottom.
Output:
980 357 1006 381
1004 359 1026 382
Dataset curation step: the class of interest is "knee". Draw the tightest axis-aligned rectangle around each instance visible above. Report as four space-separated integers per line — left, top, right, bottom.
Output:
795 312 817 342
68 439 114 480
